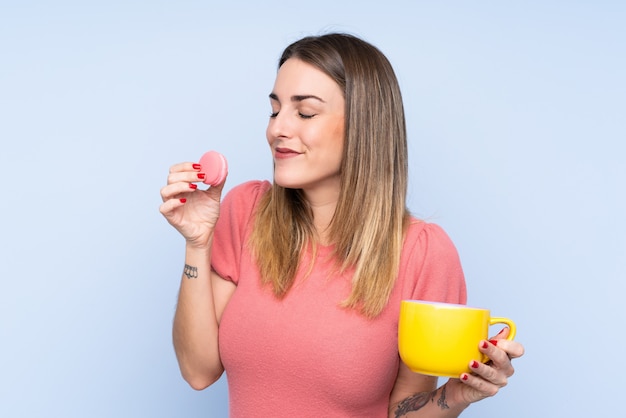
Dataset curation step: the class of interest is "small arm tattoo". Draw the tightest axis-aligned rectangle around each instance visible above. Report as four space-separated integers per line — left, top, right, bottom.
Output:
437 383 450 410
394 392 434 417
183 264 198 279
394 384 449 417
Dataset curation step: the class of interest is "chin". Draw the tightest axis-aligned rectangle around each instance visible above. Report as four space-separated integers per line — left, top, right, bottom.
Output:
273 178 301 189
273 172 308 189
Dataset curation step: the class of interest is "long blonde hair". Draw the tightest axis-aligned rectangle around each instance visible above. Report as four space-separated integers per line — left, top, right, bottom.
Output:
250 33 409 318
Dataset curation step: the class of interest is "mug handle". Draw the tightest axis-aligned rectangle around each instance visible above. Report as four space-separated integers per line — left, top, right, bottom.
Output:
489 317 516 340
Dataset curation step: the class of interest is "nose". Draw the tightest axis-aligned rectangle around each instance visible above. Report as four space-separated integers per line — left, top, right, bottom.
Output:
267 111 292 141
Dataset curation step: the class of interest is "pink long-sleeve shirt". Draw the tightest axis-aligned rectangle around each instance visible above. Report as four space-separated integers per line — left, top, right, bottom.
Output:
211 180 466 417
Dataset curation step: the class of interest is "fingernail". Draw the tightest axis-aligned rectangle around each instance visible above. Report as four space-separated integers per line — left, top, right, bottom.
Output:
189 183 198 190
497 328 507 336
489 339 499 347
179 198 187 203
192 164 201 170
461 374 469 381
481 341 489 349
470 361 479 369
197 173 206 180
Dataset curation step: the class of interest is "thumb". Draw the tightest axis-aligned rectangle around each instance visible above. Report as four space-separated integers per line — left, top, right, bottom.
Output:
489 326 510 341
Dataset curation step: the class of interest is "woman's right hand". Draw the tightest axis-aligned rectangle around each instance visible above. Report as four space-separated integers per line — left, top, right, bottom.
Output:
159 162 226 248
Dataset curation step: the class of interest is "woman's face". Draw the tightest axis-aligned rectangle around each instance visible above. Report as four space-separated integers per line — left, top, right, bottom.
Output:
266 58 345 196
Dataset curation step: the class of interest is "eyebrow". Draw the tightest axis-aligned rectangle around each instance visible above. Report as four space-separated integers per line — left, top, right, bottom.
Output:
269 93 326 103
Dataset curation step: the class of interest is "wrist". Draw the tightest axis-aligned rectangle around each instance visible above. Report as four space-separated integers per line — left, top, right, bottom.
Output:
185 236 214 254
442 380 472 412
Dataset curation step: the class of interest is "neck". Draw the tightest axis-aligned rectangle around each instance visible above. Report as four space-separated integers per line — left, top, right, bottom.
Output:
303 186 340 246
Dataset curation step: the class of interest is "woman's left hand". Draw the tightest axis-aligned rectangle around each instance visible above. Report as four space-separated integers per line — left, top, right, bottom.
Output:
448 327 525 405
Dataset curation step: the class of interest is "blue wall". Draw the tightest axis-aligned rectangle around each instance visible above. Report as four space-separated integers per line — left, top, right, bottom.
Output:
1 1 624 416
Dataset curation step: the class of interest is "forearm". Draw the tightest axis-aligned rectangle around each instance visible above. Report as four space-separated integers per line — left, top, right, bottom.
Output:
173 241 222 389
389 382 469 418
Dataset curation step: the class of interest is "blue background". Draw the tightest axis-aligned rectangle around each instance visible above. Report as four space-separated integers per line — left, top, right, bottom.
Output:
1 1 624 417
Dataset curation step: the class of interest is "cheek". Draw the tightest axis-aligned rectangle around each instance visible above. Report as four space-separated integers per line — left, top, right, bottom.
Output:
330 120 345 155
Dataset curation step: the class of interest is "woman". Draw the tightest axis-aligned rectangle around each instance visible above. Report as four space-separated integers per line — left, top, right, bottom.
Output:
160 33 524 417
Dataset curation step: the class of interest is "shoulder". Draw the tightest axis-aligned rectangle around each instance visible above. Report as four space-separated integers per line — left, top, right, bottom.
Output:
223 180 271 203
403 218 458 256
221 180 271 213
398 217 466 304
212 180 271 285
216 180 271 233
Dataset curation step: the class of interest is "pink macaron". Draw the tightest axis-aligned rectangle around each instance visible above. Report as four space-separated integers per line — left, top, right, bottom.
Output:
198 150 228 186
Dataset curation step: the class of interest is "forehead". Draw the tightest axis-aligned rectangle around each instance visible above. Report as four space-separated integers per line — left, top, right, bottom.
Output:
272 58 342 99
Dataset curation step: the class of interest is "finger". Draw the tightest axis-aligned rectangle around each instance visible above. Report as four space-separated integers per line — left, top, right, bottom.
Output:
167 169 208 187
168 162 202 174
160 182 201 202
478 341 516 383
488 326 509 340
460 372 499 397
481 340 510 362
210 176 227 192
159 197 187 217
488 339 525 360
468 359 508 387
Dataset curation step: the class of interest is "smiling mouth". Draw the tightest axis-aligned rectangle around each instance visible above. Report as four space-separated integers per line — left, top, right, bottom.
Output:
275 147 301 158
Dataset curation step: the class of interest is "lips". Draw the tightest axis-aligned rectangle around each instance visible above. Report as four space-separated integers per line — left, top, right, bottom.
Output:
274 147 301 159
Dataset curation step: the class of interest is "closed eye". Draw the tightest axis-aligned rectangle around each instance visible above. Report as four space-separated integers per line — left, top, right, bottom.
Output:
269 111 316 119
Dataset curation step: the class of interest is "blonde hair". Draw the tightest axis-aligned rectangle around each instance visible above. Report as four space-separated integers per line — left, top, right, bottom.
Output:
250 33 409 318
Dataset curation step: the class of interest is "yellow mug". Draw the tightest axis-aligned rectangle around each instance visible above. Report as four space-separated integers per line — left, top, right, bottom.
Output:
398 300 516 378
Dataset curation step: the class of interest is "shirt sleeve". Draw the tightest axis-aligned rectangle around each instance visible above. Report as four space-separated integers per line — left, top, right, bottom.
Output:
211 180 271 285
400 221 467 305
